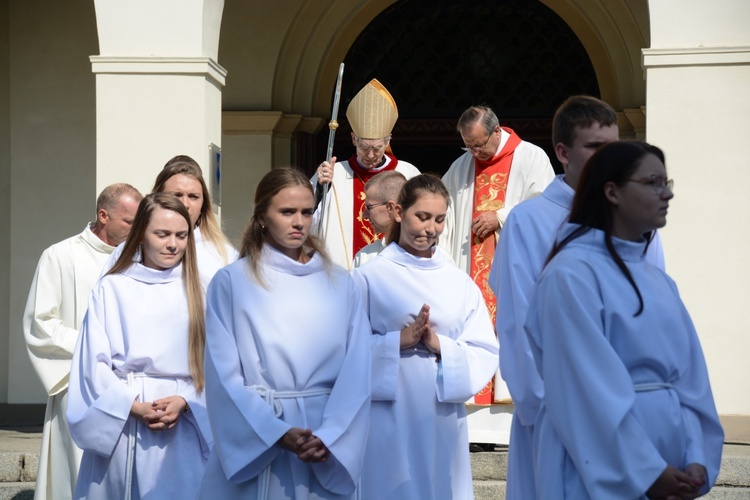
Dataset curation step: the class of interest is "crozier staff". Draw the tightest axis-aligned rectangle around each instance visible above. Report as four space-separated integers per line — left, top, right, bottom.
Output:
313 79 420 269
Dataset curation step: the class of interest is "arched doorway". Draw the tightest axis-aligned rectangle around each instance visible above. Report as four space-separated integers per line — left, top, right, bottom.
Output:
307 0 600 175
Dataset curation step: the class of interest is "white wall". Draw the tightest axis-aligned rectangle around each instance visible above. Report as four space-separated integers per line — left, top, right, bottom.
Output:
6 0 99 403
1 0 11 402
645 0 750 415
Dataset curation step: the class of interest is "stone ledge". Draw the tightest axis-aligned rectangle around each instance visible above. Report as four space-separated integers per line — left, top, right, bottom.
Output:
473 479 506 500
0 453 36 484
717 445 750 487
21 454 37 483
0 482 34 500
0 454 21 483
705 486 750 499
470 451 508 481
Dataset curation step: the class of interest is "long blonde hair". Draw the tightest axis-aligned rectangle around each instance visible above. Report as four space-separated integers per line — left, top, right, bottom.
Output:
107 193 206 392
152 155 233 265
240 167 329 287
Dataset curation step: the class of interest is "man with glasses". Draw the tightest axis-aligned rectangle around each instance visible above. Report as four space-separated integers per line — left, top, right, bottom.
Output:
439 105 554 448
488 96 665 500
314 79 420 270
352 170 407 268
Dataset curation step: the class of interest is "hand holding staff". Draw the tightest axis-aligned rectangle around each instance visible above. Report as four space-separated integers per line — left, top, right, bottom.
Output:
317 63 345 236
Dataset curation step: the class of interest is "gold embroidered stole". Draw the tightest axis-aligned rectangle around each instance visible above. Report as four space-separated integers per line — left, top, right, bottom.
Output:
472 128 521 404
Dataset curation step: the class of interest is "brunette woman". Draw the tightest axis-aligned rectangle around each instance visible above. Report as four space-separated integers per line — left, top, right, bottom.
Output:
526 141 723 499
352 174 499 499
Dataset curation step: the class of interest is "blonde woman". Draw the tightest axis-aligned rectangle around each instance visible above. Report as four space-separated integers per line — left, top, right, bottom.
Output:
67 193 211 499
198 167 371 499
104 155 238 290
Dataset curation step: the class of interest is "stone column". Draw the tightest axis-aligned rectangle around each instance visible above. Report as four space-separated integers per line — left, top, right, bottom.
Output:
91 0 225 195
219 112 325 243
644 0 750 431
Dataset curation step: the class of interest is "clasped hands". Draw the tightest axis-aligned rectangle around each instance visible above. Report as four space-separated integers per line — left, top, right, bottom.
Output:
647 463 707 500
400 304 441 355
471 211 500 240
130 395 189 431
279 428 330 463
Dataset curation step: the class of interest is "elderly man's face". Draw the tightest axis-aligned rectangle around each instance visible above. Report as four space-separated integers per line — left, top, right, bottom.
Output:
353 134 389 170
460 122 500 162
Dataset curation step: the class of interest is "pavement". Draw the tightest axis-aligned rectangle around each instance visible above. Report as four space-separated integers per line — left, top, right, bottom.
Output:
1 427 749 499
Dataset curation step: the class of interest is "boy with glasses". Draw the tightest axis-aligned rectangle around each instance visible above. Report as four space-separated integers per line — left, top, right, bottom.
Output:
352 170 407 268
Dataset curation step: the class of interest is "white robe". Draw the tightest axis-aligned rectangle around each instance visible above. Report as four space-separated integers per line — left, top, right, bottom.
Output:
525 226 723 499
23 224 115 500
102 225 238 292
66 262 212 500
440 129 555 273
487 175 666 500
198 246 371 499
312 156 420 270
351 237 385 268
352 243 498 500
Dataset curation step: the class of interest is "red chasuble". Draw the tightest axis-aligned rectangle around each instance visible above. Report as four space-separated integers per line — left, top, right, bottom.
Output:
348 154 400 257
472 127 522 404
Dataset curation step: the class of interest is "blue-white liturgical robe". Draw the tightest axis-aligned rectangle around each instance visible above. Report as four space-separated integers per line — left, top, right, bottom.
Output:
352 243 498 500
488 175 665 500
525 226 723 499
67 262 211 500
198 246 371 499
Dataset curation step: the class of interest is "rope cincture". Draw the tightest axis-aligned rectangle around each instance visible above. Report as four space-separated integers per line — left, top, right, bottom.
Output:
245 384 333 500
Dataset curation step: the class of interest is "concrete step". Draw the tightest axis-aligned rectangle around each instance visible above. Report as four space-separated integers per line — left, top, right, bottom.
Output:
2 428 749 500
0 483 33 500
470 445 750 499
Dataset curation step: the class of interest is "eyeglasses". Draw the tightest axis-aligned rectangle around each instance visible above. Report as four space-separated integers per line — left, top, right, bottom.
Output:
626 176 674 194
357 144 385 154
461 133 492 153
364 201 388 212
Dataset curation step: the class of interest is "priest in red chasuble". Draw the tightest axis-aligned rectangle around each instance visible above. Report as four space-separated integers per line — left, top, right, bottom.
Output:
440 105 554 443
314 79 420 270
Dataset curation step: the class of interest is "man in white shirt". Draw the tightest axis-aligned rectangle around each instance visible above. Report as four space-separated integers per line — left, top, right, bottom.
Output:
23 183 142 500
440 105 555 446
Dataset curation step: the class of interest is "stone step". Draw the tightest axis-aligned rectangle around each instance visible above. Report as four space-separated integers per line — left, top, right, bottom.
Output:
2 429 749 499
470 445 750 499
0 483 33 500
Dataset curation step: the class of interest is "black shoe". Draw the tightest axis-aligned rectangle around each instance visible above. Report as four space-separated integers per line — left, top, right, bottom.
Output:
469 442 495 452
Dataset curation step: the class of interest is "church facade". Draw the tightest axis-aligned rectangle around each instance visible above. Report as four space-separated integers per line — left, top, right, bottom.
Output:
1 0 748 439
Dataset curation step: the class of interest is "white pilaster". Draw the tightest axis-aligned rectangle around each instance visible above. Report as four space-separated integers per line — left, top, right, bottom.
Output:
92 0 225 195
644 0 750 419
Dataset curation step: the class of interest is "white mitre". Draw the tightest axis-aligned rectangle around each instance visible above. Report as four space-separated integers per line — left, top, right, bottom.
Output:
346 79 399 139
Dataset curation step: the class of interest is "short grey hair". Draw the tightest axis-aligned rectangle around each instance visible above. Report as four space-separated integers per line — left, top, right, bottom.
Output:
365 171 407 202
457 106 499 136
